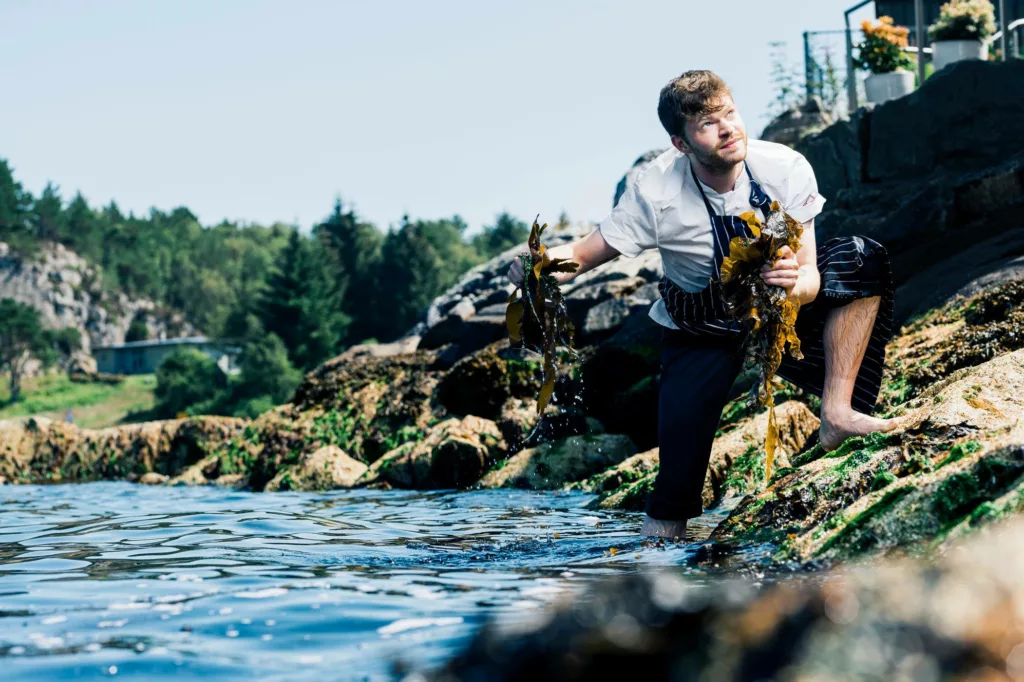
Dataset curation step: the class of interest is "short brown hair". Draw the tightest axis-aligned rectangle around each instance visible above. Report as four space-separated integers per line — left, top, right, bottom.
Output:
657 70 733 140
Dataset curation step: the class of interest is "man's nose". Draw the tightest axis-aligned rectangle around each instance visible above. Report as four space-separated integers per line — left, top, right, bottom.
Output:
719 120 735 137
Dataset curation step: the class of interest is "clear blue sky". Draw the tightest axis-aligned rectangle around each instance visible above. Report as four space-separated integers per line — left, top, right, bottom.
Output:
0 0 876 235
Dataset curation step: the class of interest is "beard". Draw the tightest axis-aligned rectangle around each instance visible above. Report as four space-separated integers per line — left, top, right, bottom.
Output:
692 132 747 173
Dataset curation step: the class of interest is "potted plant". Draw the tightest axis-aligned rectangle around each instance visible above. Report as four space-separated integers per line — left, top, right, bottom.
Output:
855 16 915 104
928 0 997 72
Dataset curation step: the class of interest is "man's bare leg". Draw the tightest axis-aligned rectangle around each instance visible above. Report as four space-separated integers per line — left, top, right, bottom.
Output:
819 296 899 451
641 515 687 539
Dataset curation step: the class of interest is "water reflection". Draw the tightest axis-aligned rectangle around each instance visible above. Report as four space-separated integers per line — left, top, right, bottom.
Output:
0 483 728 680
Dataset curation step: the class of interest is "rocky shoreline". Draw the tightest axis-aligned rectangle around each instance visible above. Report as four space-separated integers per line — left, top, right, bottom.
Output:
2 275 1022 569
2 60 1023 571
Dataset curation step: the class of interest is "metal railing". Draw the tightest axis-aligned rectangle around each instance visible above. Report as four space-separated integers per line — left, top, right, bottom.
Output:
839 1 1022 112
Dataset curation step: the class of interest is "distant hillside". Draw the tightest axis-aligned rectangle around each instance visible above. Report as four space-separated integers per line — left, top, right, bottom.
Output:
0 158 540 424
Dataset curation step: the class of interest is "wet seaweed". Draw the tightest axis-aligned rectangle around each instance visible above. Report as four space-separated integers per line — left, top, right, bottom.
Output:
720 201 804 482
505 218 579 425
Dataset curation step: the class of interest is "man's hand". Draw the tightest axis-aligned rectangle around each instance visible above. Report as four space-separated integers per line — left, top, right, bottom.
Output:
760 245 801 295
507 251 531 288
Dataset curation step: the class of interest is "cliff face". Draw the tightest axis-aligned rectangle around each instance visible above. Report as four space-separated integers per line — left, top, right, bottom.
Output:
0 240 195 353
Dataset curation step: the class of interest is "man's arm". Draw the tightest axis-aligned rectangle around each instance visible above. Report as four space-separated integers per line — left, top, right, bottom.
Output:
508 228 622 288
759 218 820 306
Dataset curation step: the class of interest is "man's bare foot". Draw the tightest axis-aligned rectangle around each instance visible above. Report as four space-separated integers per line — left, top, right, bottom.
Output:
819 409 900 452
640 515 687 539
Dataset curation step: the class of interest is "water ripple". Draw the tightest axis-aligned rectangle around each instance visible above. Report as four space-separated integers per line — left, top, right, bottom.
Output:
0 482 722 680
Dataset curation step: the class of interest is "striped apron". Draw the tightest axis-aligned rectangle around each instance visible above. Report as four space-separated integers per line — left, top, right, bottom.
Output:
657 162 894 414
644 163 894 521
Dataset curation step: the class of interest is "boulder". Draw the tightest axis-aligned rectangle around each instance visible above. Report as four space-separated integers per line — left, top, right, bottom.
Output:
794 60 1024 326
586 401 819 513
138 472 168 485
579 282 660 344
613 149 667 208
758 95 833 147
360 415 506 489
67 351 98 376
714 346 1024 562
478 433 635 490
336 336 420 361
264 445 368 492
495 397 590 452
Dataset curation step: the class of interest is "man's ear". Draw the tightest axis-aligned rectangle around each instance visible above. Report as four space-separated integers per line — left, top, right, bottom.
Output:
670 134 691 155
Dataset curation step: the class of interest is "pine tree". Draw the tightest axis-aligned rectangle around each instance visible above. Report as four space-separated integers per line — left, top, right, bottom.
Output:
258 230 349 369
31 183 65 242
472 212 530 259
314 197 382 344
372 219 445 341
0 159 33 245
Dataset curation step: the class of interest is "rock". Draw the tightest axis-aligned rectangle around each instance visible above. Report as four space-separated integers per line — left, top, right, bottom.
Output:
360 415 506 489
478 433 636 490
577 447 659 495
0 240 197 353
579 282 660 344
138 472 168 485
67 351 98 376
702 400 819 509
585 401 818 513
758 95 833 147
562 276 647 329
419 311 507 358
794 61 1024 326
714 346 1024 562
0 415 246 485
613 149 667 208
434 343 542 420
495 397 590 452
424 517 1024 682
579 309 663 450
794 106 868 203
286 351 440 468
337 336 420 361
264 445 368 492
865 60 1024 184
168 464 208 486
213 473 247 489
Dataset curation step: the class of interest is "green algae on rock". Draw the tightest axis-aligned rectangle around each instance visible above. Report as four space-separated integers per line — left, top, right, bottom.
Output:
713 348 1024 563
478 433 635 490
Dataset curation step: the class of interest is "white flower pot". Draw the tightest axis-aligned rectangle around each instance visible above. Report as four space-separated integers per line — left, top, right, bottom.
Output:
864 70 915 104
932 39 987 72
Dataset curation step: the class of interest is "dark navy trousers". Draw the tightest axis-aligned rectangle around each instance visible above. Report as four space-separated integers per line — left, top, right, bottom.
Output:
645 328 747 522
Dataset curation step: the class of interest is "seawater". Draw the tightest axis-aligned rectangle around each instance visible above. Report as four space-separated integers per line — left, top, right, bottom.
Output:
0 482 731 681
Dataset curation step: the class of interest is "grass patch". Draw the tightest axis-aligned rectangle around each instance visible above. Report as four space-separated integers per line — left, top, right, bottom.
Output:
0 373 156 429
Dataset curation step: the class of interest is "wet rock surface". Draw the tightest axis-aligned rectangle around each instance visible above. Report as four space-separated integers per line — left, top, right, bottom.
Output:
424 517 1024 682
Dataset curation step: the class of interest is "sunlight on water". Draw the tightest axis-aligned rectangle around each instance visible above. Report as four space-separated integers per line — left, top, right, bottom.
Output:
0 483 730 680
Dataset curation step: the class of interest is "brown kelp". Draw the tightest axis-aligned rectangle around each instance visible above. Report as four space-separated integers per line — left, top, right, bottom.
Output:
720 201 804 481
505 218 579 418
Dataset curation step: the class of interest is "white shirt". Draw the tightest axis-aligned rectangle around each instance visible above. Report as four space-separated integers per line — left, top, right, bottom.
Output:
598 139 826 329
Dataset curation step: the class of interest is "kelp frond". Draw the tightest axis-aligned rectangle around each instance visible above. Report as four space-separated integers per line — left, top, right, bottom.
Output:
505 217 579 419
721 202 804 482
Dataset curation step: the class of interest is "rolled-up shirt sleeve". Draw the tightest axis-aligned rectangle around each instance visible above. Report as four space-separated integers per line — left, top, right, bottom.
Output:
598 182 657 258
784 155 827 224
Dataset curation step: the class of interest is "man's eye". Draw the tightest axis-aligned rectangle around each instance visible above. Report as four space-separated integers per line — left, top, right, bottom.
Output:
702 121 712 128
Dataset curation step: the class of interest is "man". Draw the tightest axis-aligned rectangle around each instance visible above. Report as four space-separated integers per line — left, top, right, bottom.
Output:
508 70 897 539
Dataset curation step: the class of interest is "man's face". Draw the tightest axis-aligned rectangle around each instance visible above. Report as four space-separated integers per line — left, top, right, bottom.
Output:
672 96 747 172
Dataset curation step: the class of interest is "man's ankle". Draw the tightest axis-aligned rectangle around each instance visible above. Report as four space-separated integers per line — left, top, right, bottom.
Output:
640 515 687 539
